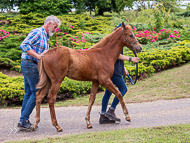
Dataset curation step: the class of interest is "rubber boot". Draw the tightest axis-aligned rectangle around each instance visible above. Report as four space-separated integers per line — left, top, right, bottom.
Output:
105 108 121 122
99 114 116 124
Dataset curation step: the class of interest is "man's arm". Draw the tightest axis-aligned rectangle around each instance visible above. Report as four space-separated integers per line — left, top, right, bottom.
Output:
20 30 48 60
118 54 140 63
26 49 46 60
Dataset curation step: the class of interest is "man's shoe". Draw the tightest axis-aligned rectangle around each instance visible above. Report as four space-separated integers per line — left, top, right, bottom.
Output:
17 120 38 131
99 114 116 124
17 120 31 131
105 108 121 122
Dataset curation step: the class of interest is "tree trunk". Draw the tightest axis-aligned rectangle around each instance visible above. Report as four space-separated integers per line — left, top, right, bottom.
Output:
97 8 104 16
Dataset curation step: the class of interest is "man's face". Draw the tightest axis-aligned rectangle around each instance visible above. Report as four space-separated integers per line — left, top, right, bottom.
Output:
48 22 58 36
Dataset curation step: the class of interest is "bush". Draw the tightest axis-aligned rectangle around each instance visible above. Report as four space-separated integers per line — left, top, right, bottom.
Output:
19 0 73 15
175 10 190 17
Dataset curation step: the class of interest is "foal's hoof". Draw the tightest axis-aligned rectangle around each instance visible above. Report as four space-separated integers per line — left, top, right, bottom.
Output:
55 126 63 132
126 117 131 122
30 126 35 132
87 125 93 129
57 128 63 132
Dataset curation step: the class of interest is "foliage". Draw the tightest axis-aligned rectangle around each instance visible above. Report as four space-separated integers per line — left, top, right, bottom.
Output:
132 28 182 44
1 38 190 104
157 0 179 12
0 72 24 103
0 29 9 40
0 35 24 72
71 0 134 15
0 0 24 12
0 13 113 70
175 10 190 17
116 0 134 12
19 0 73 15
0 11 190 105
0 72 103 104
187 3 190 10
153 3 164 32
60 77 103 98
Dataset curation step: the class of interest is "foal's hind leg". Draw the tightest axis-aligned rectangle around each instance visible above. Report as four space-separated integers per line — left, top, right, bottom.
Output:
85 81 99 129
47 80 63 132
101 79 131 122
31 79 51 131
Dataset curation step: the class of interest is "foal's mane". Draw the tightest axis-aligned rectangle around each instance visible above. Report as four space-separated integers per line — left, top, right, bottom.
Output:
89 27 120 49
90 25 131 49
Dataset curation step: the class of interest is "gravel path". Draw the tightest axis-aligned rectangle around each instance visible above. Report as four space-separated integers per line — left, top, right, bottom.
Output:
0 98 190 142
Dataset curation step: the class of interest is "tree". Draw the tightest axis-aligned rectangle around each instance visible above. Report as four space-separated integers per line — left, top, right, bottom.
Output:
0 0 15 12
19 0 73 15
0 0 73 15
72 0 87 14
115 0 134 12
0 0 28 12
157 0 179 12
132 0 178 12
71 0 134 15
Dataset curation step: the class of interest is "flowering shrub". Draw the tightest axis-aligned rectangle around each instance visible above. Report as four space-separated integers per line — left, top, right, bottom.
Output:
53 24 91 50
133 27 182 44
0 29 9 41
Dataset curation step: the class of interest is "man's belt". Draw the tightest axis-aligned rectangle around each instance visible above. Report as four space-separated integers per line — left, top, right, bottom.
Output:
22 59 37 64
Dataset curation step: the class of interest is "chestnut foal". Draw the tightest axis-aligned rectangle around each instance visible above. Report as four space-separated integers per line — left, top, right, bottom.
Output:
31 22 142 132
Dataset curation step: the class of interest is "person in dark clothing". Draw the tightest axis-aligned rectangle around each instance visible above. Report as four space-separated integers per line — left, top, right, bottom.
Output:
99 23 140 124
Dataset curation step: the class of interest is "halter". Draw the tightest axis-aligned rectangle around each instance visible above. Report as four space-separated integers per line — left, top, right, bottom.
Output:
122 28 138 45
122 28 138 85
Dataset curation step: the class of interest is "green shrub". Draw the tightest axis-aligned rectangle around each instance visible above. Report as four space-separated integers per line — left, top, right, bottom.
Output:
175 10 190 17
19 0 73 15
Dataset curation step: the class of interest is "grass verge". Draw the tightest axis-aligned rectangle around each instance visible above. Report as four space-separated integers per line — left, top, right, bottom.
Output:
10 123 190 143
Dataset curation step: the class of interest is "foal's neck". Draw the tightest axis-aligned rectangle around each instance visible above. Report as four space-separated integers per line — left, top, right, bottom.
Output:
102 30 125 63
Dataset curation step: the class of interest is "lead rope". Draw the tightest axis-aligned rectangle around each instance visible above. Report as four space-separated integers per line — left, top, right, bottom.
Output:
122 28 138 85
127 51 138 85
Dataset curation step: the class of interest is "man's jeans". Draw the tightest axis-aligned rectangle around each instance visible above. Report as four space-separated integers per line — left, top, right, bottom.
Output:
101 74 127 114
20 60 39 122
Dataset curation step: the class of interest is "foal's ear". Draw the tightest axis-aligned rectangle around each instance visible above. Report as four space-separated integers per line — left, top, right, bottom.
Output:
122 21 126 30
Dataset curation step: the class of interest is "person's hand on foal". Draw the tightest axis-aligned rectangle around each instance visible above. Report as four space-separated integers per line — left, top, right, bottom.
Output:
37 50 48 60
131 57 140 63
39 50 48 59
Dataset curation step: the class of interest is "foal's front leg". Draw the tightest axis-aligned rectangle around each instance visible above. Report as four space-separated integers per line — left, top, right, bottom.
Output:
85 81 99 129
102 79 131 122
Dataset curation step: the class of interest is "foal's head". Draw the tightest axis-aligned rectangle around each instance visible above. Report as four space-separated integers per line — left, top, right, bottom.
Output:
120 22 142 53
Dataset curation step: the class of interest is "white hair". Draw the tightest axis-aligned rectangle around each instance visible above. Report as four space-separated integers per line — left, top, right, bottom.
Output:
44 15 61 27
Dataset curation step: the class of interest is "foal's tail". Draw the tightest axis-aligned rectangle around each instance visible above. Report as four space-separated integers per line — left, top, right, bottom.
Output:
36 58 48 89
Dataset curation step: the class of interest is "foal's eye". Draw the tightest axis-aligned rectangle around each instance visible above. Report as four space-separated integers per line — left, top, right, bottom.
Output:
129 35 133 38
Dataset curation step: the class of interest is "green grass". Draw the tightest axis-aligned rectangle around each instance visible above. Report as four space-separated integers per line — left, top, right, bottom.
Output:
9 123 190 143
45 63 190 107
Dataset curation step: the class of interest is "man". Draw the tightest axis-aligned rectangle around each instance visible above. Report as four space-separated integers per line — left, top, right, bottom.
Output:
99 23 140 124
18 15 61 130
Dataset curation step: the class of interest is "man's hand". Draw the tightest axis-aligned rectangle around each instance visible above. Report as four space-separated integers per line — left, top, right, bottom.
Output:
124 67 129 76
39 50 48 60
131 57 140 63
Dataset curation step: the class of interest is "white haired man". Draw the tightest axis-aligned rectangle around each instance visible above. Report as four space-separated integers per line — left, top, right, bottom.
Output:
17 15 61 130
